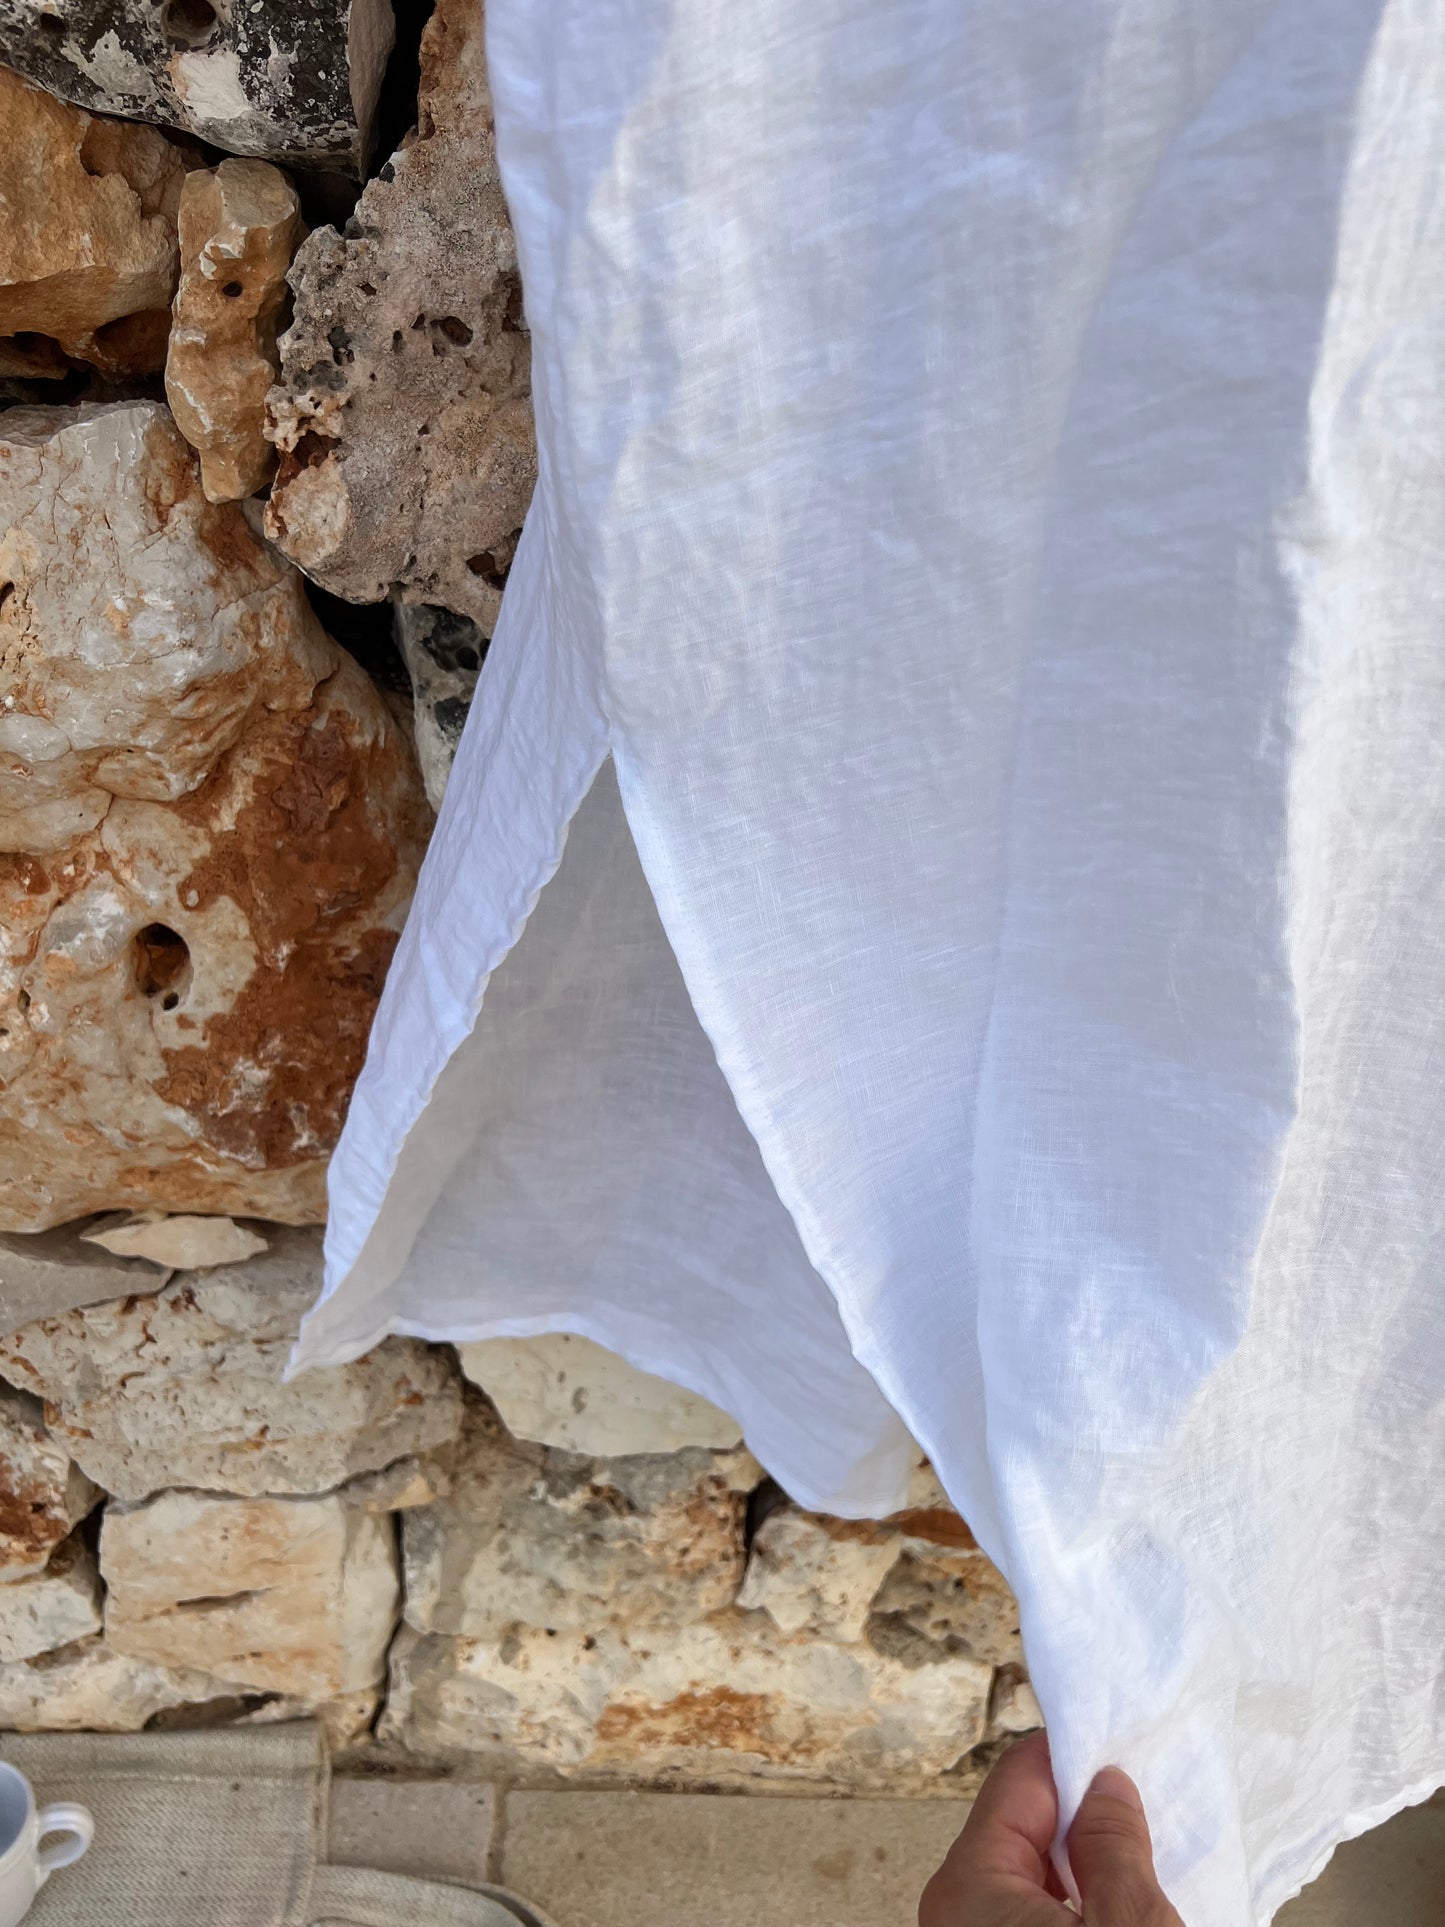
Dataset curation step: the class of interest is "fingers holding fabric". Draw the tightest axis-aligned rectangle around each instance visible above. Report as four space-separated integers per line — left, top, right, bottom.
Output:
918 1736 1186 1927
918 1732 1073 1926
1066 1766 1187 1927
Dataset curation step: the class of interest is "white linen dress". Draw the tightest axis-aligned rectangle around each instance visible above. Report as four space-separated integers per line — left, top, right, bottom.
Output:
292 3 1445 1919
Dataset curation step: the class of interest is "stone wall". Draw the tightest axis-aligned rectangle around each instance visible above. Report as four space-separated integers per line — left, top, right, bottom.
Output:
0 1227 1038 1785
0 1 1038 1788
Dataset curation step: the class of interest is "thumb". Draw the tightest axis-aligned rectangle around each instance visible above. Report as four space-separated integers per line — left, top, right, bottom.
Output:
1066 1767 1185 1926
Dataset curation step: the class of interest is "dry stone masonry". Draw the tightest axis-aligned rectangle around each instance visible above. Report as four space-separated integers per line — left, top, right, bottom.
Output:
0 0 393 173
0 1229 462 1500
0 65 198 381
0 402 429 1228
0 1219 1036 1784
0 12 1040 1789
166 159 306 501
265 0 535 638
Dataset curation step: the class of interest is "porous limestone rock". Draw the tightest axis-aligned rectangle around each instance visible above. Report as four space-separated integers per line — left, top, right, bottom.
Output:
236 1684 380 1751
738 1476 1024 1656
0 402 430 1230
81 1212 268 1269
737 1506 903 1644
0 68 196 379
102 1487 400 1699
166 160 305 501
0 0 393 172
0 1223 170 1336
0 1636 247 1731
382 1612 994 1788
456 1332 745 1460
887 1455 982 1549
266 0 534 631
0 1228 463 1501
0 1630 369 1738
0 1385 99 1582
402 1400 756 1640
345 1454 451 1513
0 1536 103 1663
393 604 484 811
988 1665 1043 1738
867 1543 1024 1669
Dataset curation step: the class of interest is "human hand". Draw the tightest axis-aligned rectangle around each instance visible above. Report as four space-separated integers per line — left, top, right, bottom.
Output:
918 1731 1186 1925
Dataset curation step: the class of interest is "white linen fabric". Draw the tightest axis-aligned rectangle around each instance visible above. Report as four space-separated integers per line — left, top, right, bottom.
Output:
291 2 1445 1920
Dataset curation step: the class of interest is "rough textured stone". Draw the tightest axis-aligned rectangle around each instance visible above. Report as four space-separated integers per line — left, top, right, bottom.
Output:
136 1675 378 1748
0 402 430 1230
0 1228 463 1501
0 1536 103 1663
0 1223 171 1336
0 0 393 173
988 1665 1043 1738
266 0 534 631
345 1454 451 1513
382 1612 993 1788
166 160 305 501
81 1212 268 1269
0 1631 371 1740
0 68 196 379
0 1385 99 1583
885 1456 984 1550
456 1333 745 1460
0 1635 246 1731
236 1684 380 1751
738 1507 902 1645
102 1487 400 1699
867 1544 1024 1670
403 1399 755 1640
394 604 484 811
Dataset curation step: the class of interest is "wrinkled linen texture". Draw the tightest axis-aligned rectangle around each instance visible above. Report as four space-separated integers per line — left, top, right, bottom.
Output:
292 2 1445 1920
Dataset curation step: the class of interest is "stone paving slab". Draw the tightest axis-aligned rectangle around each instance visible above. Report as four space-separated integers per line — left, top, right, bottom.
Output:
328 1775 1445 1927
329 1778 501 1888
499 1788 971 1927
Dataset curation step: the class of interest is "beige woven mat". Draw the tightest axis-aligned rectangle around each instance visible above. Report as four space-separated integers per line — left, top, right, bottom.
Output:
1 1725 325 1926
0 1726 559 1927
308 1865 557 1927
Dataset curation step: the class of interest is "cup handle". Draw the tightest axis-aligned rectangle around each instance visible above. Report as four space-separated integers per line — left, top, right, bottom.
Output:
35 1802 94 1883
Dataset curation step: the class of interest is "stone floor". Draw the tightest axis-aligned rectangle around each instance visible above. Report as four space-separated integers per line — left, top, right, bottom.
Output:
329 1774 1445 1926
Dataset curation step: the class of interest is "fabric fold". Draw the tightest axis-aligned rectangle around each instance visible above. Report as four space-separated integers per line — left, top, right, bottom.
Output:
299 4 1445 1921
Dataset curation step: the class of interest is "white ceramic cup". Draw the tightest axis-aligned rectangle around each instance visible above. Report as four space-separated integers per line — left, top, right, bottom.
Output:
0 1763 93 1927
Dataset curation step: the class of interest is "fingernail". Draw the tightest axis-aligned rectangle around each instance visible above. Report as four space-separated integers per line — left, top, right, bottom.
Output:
1089 1766 1144 1812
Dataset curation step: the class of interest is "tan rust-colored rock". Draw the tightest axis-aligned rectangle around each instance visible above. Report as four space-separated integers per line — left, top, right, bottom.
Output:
886 1454 985 1550
0 1385 99 1583
987 1664 1043 1738
738 1505 903 1644
266 0 534 631
382 1612 994 1789
0 68 197 378
0 1636 250 1732
166 161 305 502
346 1455 452 1513
102 1487 400 1701
0 1229 463 1502
0 1535 103 1663
868 1543 1024 1669
402 1399 756 1640
456 1332 745 1459
81 1212 268 1270
0 1222 169 1337
0 402 430 1231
